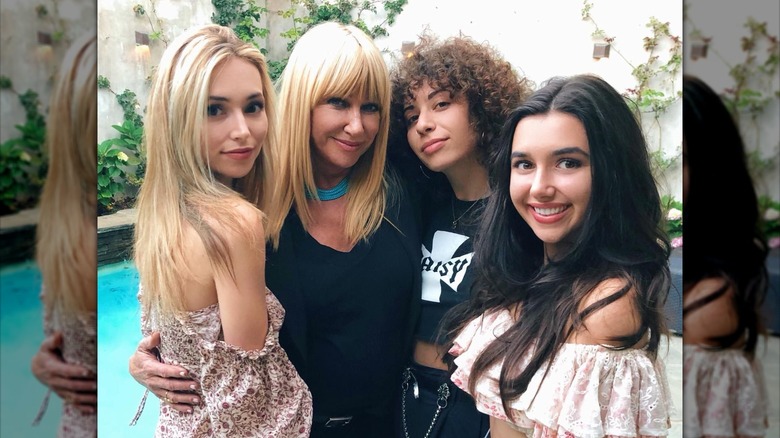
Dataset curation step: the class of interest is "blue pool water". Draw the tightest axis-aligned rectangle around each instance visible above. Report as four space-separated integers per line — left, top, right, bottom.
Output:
0 261 61 437
97 260 157 437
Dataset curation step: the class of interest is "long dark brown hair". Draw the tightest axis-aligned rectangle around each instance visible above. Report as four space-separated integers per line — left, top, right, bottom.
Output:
441 75 671 417
682 75 768 356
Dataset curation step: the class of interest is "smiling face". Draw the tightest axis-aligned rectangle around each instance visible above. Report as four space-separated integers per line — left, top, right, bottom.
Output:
403 82 479 174
205 57 268 185
510 111 592 259
310 94 380 184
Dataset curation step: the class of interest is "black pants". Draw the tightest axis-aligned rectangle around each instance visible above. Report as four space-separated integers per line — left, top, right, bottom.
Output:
394 362 490 438
311 410 394 438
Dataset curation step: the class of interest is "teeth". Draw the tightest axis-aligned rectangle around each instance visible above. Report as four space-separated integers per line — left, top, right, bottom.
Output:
534 206 566 216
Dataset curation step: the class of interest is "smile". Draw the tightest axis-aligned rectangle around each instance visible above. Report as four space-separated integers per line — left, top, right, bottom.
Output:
529 204 570 224
533 206 568 216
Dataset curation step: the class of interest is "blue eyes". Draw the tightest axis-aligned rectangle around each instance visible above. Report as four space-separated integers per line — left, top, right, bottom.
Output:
207 104 223 117
206 100 264 117
326 97 380 113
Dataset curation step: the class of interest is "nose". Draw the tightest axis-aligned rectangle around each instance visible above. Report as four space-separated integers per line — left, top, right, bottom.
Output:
230 111 250 142
344 107 366 136
415 109 434 135
530 168 555 199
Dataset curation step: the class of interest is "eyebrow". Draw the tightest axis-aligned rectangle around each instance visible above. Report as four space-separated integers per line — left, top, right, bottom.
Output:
403 88 449 113
511 147 590 158
208 92 263 102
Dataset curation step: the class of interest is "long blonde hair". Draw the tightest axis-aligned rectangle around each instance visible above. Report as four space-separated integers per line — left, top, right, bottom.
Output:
266 21 391 249
134 24 278 315
36 33 97 313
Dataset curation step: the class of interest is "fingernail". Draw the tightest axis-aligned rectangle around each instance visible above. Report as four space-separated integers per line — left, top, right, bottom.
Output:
189 384 196 390
179 371 186 377
187 409 192 414
192 397 199 403
83 371 90 377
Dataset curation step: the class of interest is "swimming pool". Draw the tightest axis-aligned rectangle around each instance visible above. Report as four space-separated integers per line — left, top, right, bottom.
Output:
0 261 61 436
97 260 157 437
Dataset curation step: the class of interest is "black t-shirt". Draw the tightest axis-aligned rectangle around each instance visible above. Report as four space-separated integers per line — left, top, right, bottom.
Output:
284 213 415 416
415 195 485 344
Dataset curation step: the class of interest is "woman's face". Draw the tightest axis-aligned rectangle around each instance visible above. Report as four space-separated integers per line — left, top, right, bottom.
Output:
509 111 592 259
310 93 380 180
403 81 478 173
205 57 268 185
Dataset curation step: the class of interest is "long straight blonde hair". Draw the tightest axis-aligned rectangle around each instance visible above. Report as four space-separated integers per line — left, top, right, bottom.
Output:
134 24 278 316
266 21 391 249
36 33 97 313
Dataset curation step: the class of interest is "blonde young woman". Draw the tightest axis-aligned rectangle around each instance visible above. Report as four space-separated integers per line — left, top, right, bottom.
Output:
130 21 422 438
129 25 311 436
30 32 98 437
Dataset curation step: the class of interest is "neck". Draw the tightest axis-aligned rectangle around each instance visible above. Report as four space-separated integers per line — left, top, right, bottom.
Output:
446 162 488 201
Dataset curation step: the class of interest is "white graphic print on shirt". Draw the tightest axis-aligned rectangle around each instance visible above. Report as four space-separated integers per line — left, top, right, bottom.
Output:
421 230 472 303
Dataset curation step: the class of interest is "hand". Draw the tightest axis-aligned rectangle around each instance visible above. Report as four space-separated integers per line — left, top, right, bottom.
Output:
30 332 97 414
128 332 201 413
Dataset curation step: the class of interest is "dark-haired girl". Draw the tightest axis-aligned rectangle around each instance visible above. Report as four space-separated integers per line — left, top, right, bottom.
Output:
443 74 674 437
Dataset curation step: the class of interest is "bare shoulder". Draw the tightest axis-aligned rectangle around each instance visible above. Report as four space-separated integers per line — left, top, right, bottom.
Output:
683 276 739 345
573 278 643 346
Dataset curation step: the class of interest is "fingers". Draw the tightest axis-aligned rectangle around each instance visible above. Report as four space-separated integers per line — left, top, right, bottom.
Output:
31 338 95 389
48 375 97 393
157 388 201 413
146 375 199 394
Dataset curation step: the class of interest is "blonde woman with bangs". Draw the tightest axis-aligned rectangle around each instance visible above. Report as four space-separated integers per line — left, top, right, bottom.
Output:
127 24 311 437
29 32 98 437
130 21 422 438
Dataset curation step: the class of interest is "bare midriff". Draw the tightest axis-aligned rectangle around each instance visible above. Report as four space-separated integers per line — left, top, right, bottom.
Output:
413 339 449 371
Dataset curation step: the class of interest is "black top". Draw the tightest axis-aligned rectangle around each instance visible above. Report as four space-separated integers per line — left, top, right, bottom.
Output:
266 177 422 419
290 213 414 414
415 195 484 344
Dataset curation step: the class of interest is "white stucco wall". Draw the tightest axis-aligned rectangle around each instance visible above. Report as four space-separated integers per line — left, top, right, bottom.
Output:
684 0 780 201
96 0 683 199
0 0 95 143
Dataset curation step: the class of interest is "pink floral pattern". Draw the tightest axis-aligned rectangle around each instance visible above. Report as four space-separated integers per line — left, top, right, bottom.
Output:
683 345 768 438
449 310 674 438
38 289 97 437
140 289 312 437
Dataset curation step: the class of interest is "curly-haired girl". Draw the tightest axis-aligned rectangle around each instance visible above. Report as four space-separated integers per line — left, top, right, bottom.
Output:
389 34 533 438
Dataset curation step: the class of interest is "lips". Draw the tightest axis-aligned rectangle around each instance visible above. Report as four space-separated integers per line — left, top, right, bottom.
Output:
334 138 361 150
222 147 255 160
529 204 570 224
421 138 447 155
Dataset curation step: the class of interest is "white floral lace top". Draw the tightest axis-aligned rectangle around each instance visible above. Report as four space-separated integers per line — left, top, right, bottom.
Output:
449 310 674 438
135 288 312 437
683 344 768 438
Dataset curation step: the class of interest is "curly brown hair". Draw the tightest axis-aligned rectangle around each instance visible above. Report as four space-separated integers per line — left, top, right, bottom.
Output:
388 33 534 190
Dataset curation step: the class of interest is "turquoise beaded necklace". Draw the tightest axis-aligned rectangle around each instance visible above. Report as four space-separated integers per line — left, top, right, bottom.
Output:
305 175 349 201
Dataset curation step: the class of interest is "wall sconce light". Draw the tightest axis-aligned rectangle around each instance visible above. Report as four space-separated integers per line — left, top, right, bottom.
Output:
135 31 150 46
690 40 709 60
38 32 53 45
592 43 610 60
36 32 53 61
401 41 415 58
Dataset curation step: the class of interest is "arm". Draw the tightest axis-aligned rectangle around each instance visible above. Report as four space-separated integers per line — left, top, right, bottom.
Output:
31 332 96 413
214 205 268 350
489 417 525 438
128 332 200 413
